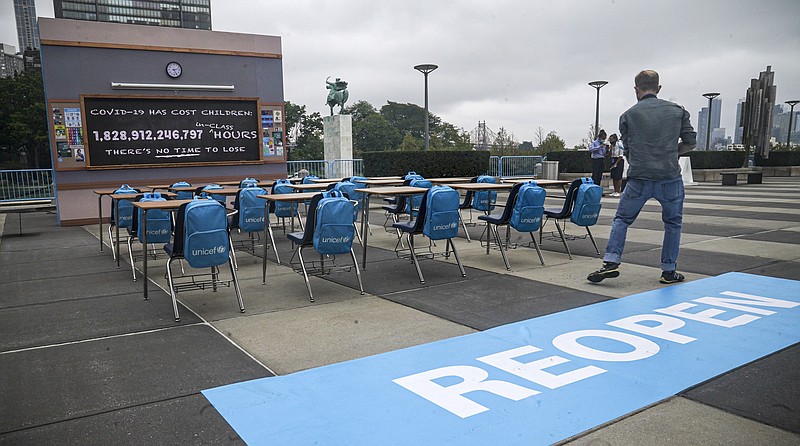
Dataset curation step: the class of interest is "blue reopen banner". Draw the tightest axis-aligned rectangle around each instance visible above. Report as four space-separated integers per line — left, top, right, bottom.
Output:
203 273 800 445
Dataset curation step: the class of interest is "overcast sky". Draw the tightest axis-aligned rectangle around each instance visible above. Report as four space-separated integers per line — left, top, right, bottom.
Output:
2 0 799 147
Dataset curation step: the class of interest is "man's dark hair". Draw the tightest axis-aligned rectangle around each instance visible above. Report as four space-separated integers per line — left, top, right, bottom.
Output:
635 70 659 92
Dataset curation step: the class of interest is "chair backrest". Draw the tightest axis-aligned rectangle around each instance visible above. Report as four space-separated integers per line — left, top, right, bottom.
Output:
509 181 546 232
313 190 356 255
171 181 194 200
271 179 297 217
175 198 229 268
236 187 268 232
132 192 172 243
422 186 461 240
348 176 367 209
111 184 140 228
239 177 259 188
301 175 319 185
471 175 497 211
406 178 433 216
570 178 603 226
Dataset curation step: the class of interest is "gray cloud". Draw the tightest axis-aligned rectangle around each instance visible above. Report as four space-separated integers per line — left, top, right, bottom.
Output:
3 0 799 146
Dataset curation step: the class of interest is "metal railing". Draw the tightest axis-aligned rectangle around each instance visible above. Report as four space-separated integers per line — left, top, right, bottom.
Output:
0 169 55 202
496 156 544 178
329 159 363 178
286 160 329 178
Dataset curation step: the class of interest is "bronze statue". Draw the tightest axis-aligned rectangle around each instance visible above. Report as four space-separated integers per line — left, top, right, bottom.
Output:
326 77 349 115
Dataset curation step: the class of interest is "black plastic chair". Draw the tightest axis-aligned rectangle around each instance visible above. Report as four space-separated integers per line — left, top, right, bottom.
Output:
163 199 244 321
478 183 545 270
540 178 600 259
286 193 364 302
393 188 466 284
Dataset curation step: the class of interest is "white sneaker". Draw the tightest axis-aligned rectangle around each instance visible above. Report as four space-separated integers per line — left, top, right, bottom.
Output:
611 192 620 197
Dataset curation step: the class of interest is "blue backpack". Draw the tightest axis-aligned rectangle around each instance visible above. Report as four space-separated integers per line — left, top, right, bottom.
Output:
237 187 268 232
406 178 433 216
272 179 297 218
312 190 356 255
509 181 546 233
472 175 497 212
135 193 172 243
422 186 460 240
182 198 230 268
111 184 138 229
404 171 424 181
200 184 226 205
239 177 258 188
302 175 319 184
571 178 603 226
170 181 193 200
348 176 367 210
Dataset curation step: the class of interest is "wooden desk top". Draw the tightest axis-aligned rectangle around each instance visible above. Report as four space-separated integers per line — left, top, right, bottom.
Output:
288 183 330 191
446 183 513 191
101 191 177 199
500 178 570 186
355 186 429 195
257 192 318 202
132 199 192 210
357 178 406 186
427 177 475 184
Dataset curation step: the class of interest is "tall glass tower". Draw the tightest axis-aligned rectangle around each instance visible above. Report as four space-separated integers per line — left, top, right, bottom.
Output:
53 0 212 30
14 0 41 51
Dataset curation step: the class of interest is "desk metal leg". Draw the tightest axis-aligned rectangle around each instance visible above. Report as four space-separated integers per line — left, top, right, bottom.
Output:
361 194 371 269
142 208 149 300
115 200 121 268
98 195 104 252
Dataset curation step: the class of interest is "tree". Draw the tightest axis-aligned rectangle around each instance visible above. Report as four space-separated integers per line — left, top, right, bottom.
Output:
534 126 547 147
342 100 377 121
537 131 566 154
397 133 422 151
0 72 49 168
490 127 519 156
352 113 403 155
284 101 323 160
380 101 427 139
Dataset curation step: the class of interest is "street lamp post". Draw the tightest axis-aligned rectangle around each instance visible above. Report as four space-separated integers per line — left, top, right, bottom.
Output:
414 64 438 150
702 92 720 150
786 100 800 147
588 81 608 139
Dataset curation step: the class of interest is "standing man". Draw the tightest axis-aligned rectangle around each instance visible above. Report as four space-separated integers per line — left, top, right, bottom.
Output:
588 70 696 284
588 129 607 188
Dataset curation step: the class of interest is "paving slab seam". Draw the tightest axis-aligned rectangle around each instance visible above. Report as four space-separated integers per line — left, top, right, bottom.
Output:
0 322 206 356
79 226 279 376
0 393 206 436
556 396 676 445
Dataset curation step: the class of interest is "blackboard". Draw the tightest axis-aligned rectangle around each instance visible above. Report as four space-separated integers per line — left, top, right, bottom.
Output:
81 96 262 167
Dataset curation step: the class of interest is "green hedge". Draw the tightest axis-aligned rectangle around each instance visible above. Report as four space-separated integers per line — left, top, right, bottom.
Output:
362 150 490 177
686 151 746 169
545 151 592 173
756 151 800 166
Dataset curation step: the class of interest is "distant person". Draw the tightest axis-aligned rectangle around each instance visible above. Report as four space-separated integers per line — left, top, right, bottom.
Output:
607 133 625 196
588 129 607 188
75 148 85 162
588 69 696 285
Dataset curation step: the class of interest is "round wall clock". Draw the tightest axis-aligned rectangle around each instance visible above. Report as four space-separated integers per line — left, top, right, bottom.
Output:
166 61 182 78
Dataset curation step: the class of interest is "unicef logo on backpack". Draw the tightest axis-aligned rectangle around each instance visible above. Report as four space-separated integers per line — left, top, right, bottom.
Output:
191 244 228 257
321 235 350 244
432 221 458 232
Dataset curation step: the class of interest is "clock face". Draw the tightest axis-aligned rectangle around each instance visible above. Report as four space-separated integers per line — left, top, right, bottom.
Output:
166 62 182 78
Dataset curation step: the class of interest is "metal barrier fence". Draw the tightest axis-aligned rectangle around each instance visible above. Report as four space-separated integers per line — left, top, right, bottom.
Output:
486 156 500 176
0 169 55 202
496 156 544 178
329 159 363 178
286 160 329 178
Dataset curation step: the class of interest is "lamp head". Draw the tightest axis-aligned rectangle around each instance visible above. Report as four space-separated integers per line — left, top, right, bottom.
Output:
786 100 800 108
588 80 608 89
702 92 720 100
414 64 438 74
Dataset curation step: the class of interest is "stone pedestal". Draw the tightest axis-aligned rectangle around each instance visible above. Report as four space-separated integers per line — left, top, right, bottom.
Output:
324 115 353 178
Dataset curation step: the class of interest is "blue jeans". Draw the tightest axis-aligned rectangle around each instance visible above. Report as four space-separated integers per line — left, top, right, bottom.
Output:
603 177 684 271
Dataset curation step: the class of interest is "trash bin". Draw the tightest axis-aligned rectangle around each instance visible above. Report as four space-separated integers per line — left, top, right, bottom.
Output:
542 161 559 180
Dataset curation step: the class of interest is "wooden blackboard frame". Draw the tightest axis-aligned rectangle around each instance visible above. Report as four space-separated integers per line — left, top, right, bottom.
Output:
80 95 271 170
